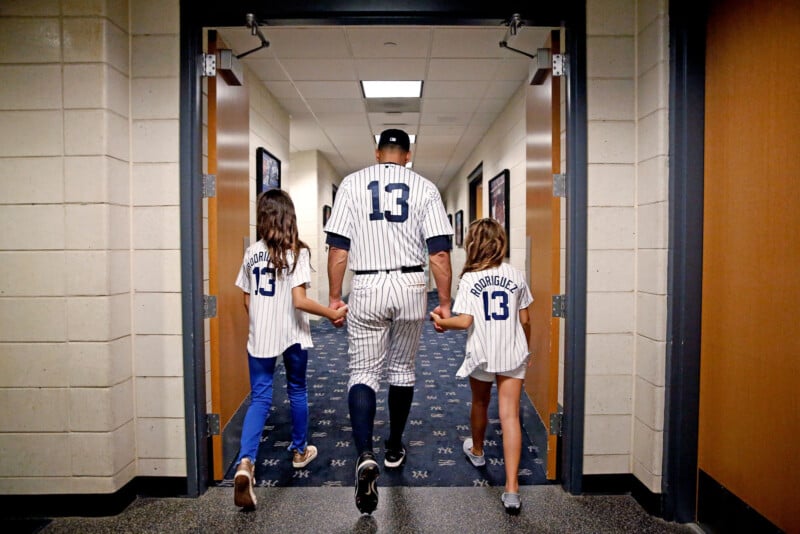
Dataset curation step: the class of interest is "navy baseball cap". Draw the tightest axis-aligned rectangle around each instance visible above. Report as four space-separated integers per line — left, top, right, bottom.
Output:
377 128 411 151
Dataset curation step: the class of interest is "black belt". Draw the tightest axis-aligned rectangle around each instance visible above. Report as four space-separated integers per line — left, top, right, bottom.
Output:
354 265 424 275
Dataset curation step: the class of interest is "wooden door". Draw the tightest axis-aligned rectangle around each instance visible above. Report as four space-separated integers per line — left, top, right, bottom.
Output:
700 1 800 531
207 30 252 480
525 31 561 479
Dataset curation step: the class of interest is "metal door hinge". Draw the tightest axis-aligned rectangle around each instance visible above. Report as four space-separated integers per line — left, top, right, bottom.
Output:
202 174 216 198
552 54 566 77
201 53 216 77
549 412 563 436
553 173 566 197
206 413 220 436
552 294 566 318
203 295 217 318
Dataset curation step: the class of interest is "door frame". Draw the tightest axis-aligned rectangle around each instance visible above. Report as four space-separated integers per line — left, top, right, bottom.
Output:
179 1 589 497
662 0 707 523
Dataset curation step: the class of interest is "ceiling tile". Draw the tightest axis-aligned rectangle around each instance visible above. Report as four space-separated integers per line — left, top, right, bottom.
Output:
346 27 432 58
261 27 350 58
422 98 480 114
484 80 524 100
280 58 357 81
493 57 532 80
427 59 498 81
476 98 511 113
293 81 362 99
315 112 369 127
241 58 289 81
355 59 428 81
304 98 366 114
262 81 300 99
280 98 311 114
419 112 473 126
213 28 255 53
418 124 467 137
430 27 509 58
423 80 489 99
323 125 372 138
367 112 420 129
216 24 550 187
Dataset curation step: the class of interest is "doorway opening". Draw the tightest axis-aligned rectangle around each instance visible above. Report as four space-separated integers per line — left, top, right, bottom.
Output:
181 3 588 497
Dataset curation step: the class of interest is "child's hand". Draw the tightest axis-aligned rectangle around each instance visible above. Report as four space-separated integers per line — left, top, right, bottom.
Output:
429 311 442 326
333 305 349 321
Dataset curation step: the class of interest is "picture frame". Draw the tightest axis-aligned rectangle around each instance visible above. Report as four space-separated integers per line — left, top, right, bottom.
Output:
256 147 281 194
488 169 510 257
454 210 464 247
322 204 332 227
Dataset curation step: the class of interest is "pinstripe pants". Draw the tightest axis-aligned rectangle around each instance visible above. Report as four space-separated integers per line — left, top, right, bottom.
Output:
346 271 427 392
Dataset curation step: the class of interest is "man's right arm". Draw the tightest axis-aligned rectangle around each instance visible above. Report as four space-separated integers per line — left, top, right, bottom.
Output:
429 249 452 332
327 245 349 328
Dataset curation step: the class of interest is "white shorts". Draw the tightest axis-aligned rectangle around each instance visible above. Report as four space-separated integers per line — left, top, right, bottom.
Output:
469 359 528 383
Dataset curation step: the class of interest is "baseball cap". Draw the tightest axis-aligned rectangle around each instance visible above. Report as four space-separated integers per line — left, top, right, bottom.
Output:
377 128 411 151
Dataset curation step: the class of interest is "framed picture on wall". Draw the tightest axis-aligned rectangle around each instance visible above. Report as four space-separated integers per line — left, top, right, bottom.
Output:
256 147 281 194
322 205 332 227
488 169 510 257
454 210 464 247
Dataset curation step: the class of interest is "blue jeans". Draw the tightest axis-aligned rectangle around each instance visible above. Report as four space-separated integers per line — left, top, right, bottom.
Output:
237 344 310 464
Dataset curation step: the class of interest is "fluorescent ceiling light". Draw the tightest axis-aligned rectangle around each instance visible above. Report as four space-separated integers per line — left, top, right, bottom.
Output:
375 134 416 144
361 80 422 98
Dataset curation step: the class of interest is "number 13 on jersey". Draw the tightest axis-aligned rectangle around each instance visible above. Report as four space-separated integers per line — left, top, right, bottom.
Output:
483 290 510 321
368 181 410 222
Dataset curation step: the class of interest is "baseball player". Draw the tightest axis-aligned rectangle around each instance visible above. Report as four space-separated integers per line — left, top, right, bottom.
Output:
324 128 453 514
430 218 533 515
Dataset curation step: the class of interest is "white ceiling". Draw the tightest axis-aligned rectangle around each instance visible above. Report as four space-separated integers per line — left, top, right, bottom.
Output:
215 24 552 187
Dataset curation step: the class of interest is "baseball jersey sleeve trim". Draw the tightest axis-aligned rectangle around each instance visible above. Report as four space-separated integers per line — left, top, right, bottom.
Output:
426 235 452 254
325 232 351 251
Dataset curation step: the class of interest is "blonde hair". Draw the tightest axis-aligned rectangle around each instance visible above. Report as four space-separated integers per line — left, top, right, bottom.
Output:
256 189 309 276
461 218 507 276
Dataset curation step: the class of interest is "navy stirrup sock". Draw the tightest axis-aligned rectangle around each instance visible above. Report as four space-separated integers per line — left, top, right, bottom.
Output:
348 384 376 456
387 385 414 448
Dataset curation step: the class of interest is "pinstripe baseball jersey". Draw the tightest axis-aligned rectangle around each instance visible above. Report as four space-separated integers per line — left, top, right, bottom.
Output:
324 163 452 270
452 262 533 377
235 243 313 358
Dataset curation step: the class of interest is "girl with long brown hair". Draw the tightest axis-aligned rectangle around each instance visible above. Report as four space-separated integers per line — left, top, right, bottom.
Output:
431 218 532 514
232 189 348 510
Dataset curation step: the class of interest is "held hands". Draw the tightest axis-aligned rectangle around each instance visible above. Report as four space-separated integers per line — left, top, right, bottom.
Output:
329 299 348 328
430 304 450 333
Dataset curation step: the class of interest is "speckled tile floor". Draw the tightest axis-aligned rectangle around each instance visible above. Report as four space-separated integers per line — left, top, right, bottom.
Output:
29 486 699 533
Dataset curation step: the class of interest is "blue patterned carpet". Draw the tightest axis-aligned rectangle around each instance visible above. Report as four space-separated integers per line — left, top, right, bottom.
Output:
223 292 546 488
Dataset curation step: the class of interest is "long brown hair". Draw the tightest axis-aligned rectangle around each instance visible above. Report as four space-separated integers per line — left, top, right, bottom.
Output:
256 189 309 276
461 218 506 276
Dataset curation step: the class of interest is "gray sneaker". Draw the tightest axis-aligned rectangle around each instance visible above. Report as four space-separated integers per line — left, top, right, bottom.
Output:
462 438 486 467
501 492 521 515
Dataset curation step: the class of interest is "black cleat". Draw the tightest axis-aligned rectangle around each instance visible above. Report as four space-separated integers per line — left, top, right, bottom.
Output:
354 451 379 514
383 441 407 468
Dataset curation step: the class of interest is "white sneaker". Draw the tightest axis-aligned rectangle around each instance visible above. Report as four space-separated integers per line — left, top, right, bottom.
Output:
233 458 257 509
462 438 486 467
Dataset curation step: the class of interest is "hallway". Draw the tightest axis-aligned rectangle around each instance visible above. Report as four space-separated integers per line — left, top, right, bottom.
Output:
29 485 695 533
1 292 696 533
